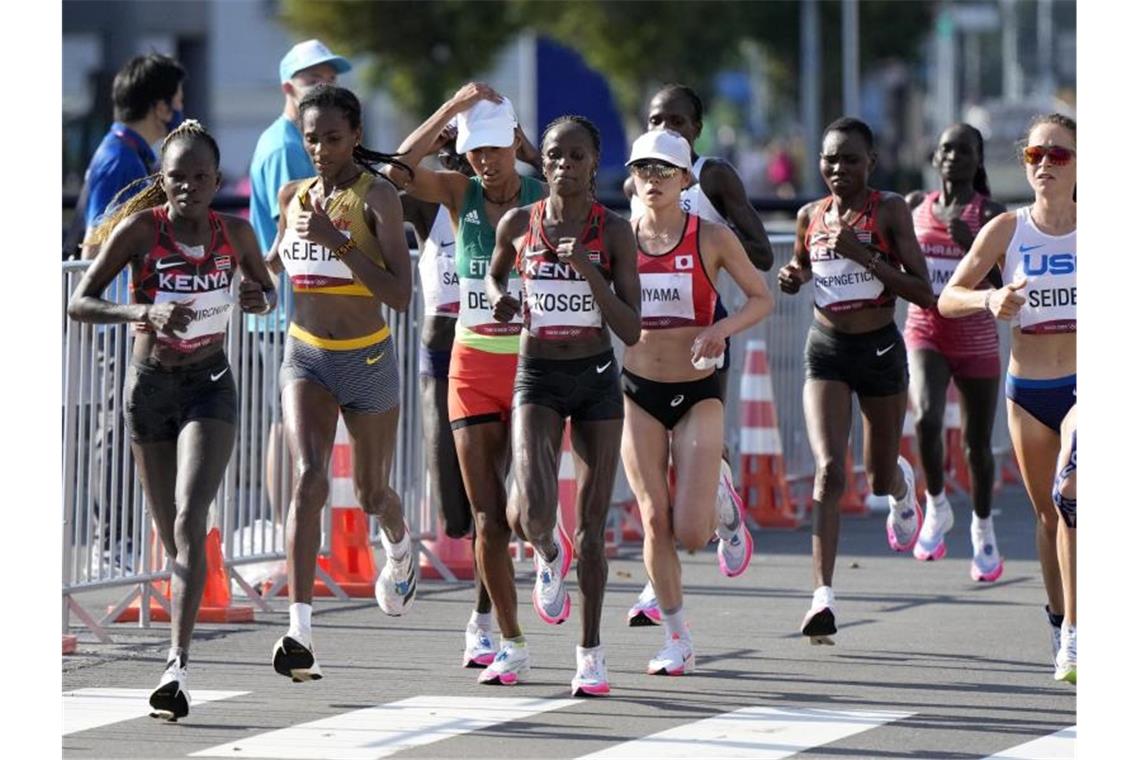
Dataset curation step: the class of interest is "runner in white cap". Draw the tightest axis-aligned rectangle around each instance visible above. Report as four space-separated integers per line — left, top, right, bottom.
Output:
621 129 772 674
939 113 1077 683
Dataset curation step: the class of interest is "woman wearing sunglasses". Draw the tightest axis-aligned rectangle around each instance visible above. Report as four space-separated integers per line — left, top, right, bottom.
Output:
939 113 1077 683
621 129 772 674
902 123 1006 578
778 117 934 645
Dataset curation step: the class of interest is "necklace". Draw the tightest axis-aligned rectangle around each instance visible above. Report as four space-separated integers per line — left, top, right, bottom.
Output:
640 222 679 245
319 171 363 204
485 181 522 205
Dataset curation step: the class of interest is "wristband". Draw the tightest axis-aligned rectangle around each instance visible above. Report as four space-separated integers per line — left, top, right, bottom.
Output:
332 237 356 260
983 289 995 314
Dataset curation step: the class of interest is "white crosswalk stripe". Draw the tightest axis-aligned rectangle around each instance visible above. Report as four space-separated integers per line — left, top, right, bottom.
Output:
63 688 248 735
190 696 578 760
982 726 1076 759
577 706 913 759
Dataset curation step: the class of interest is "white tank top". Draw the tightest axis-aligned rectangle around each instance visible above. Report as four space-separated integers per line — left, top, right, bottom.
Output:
417 205 460 317
1001 206 1076 334
629 156 730 227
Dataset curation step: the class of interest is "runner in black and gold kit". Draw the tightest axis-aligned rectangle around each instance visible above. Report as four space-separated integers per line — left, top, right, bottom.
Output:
489 116 641 696
266 85 414 681
386 83 546 685
69 120 276 720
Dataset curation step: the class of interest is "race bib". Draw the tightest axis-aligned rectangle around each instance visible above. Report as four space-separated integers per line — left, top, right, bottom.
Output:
640 271 694 327
1013 252 1077 334
810 235 884 311
525 279 602 335
154 286 233 349
278 228 354 289
924 254 961 297
419 239 460 316
458 277 523 334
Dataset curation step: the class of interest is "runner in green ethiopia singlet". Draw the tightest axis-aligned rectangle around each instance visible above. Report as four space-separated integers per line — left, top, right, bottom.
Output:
455 175 546 353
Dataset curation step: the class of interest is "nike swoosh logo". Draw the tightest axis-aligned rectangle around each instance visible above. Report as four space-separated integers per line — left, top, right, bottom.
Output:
209 368 229 382
365 352 385 365
596 360 613 373
1018 243 1046 253
156 258 183 270
875 343 896 357
440 241 455 249
670 394 685 408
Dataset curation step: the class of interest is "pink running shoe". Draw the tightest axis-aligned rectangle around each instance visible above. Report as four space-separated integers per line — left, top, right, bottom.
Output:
532 522 573 625
571 645 611 697
626 582 662 626
477 640 530 685
647 633 695 676
886 457 924 553
716 460 754 578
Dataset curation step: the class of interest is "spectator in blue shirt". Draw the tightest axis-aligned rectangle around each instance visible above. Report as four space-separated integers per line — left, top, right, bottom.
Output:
79 53 186 258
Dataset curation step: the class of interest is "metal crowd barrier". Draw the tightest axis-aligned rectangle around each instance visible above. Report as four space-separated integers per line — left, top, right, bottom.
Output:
63 235 1014 639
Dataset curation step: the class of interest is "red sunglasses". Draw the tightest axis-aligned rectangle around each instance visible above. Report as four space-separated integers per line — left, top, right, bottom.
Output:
1023 145 1075 166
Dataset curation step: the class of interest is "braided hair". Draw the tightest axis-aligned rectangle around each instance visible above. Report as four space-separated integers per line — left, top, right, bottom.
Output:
89 119 220 245
541 115 601 197
298 84 414 179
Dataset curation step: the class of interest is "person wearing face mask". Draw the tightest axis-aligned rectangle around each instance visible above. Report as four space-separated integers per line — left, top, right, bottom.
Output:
246 40 352 525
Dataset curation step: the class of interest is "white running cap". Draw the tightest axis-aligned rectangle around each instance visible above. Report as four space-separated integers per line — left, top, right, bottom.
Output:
626 129 692 170
456 96 517 153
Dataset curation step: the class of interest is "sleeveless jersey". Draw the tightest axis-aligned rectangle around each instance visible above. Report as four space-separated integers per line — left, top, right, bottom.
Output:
418 205 460 316
132 207 236 353
904 191 998 357
637 213 719 329
517 200 610 340
1002 206 1076 334
629 156 730 227
454 175 545 353
806 191 900 313
278 173 386 296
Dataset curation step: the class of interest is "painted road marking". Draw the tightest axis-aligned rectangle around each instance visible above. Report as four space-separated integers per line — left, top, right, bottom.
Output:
983 726 1076 759
63 688 247 735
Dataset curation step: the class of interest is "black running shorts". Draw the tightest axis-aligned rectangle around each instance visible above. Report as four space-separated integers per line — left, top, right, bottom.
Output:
513 350 624 422
124 351 238 443
804 320 908 397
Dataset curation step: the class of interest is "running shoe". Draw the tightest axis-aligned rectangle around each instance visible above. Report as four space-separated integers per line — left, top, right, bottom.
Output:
532 523 573 625
148 658 189 721
571 645 611 697
970 518 1004 582
886 457 924 553
375 542 418 617
648 633 695 675
716 460 754 578
1045 606 1062 663
477 640 530 685
913 492 954 561
463 622 496 669
627 582 662 627
272 634 323 682
1053 623 1076 685
801 586 837 646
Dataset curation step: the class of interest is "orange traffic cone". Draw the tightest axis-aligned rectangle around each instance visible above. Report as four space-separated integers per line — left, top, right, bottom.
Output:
899 403 927 502
63 635 77 654
312 419 379 597
114 526 255 623
943 383 971 496
739 340 799 528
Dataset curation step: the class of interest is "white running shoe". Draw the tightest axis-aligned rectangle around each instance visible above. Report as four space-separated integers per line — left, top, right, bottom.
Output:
886 457 924 552
913 492 953 561
800 586 837 645
627 582 662 627
532 524 573 625
477 640 530 686
148 658 190 721
1045 607 1062 663
376 543 418 617
273 634 323 682
571 645 611 697
463 623 496 669
647 633 695 676
970 517 1004 582
716 460 754 578
1053 623 1076 684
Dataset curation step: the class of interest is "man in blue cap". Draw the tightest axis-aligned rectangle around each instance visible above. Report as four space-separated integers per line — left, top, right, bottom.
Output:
246 40 352 521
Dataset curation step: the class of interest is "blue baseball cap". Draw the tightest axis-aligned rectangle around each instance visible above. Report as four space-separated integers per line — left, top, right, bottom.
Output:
279 39 352 84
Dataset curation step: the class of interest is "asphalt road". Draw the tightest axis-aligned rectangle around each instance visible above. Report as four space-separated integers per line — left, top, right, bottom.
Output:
63 485 1075 759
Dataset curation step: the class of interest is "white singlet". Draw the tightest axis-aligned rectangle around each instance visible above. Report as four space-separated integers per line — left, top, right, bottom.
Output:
1001 206 1076 334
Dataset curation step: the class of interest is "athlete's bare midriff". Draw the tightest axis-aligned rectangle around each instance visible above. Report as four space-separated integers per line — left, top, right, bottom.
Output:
624 325 712 383
1008 330 1075 379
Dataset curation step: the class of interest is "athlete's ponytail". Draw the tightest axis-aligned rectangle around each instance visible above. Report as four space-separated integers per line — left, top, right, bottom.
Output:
298 84 414 180
89 119 220 245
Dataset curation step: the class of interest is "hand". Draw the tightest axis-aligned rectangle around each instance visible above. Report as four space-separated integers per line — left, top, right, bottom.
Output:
988 277 1027 320
555 236 592 275
947 217 974 251
450 81 503 112
295 196 346 251
827 223 866 261
515 126 541 167
778 263 810 294
491 291 521 322
145 301 194 335
691 324 727 362
239 278 272 314
430 123 459 154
